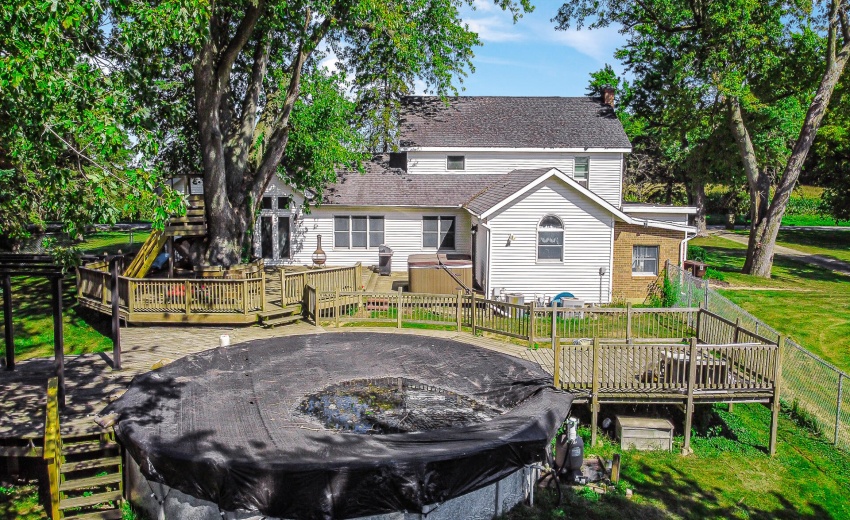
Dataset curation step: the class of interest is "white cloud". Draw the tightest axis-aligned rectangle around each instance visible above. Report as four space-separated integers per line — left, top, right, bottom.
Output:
466 15 525 43
546 26 626 62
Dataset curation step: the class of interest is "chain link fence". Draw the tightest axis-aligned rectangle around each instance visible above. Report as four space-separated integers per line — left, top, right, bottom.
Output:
667 263 849 451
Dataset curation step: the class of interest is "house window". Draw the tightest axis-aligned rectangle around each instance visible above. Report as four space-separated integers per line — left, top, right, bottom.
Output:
334 216 384 248
423 216 456 250
261 196 273 210
574 157 589 187
277 196 290 210
537 215 564 261
446 155 465 171
632 245 659 275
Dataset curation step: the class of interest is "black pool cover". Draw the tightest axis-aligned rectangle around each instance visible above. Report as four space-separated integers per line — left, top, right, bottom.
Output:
105 332 572 519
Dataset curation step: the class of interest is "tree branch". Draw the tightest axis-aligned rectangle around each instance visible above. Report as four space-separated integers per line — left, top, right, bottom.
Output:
250 11 334 203
215 0 265 91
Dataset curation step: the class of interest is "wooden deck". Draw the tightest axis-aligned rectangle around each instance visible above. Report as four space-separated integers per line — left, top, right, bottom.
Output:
1 303 783 457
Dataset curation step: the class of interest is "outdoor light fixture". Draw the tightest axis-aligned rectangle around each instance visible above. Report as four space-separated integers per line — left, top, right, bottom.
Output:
598 266 607 305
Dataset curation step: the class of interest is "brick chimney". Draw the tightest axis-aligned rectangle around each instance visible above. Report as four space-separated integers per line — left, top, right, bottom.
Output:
602 86 615 108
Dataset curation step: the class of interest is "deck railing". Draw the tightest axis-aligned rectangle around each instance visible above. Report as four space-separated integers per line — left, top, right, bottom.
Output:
43 377 61 520
78 267 265 321
531 304 697 342
282 263 362 305
555 339 779 393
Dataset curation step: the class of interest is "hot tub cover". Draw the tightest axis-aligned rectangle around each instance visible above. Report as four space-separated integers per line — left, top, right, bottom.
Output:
105 332 572 519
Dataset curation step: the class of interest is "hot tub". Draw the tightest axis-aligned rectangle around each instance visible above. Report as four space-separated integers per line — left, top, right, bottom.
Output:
407 254 472 294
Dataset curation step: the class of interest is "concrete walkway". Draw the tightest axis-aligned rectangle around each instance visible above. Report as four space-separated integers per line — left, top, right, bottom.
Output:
709 229 850 277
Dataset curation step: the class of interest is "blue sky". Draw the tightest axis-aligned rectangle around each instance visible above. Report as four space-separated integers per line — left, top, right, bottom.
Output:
452 0 627 96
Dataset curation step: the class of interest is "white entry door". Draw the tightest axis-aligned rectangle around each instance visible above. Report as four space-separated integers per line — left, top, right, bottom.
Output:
257 196 291 263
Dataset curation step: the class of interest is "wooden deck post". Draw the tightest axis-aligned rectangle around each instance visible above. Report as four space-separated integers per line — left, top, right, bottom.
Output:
127 280 135 315
626 302 633 340
528 302 535 348
683 337 698 455
591 337 600 448
836 374 844 446
184 280 192 316
355 262 363 290
243 279 250 316
456 291 462 332
471 292 477 335
553 336 561 388
769 335 786 456
733 317 741 343
3 275 13 370
551 304 558 346
704 278 710 308
396 287 403 329
313 287 320 326
51 276 65 409
334 289 340 328
110 259 122 370
260 270 266 312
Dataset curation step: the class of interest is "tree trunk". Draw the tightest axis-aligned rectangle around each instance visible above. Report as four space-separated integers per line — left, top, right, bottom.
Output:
726 98 771 272
687 178 707 235
745 16 850 277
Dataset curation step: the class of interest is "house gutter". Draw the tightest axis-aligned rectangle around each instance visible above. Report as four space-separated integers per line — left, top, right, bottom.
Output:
679 231 697 265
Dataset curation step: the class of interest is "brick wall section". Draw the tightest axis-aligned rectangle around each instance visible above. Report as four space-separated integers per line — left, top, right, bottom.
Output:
613 222 685 301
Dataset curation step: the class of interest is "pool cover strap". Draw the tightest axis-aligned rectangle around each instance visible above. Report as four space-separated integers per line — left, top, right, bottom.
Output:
105 333 573 519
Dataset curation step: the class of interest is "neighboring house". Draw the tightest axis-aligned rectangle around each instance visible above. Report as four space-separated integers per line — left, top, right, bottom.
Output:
178 96 697 303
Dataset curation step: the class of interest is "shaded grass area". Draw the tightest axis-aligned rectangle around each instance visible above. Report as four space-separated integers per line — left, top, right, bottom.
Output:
0 484 45 520
690 235 850 372
0 276 113 361
501 403 850 520
733 228 850 264
0 483 139 520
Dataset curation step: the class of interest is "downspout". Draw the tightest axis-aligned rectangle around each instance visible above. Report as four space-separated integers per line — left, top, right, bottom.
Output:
680 231 697 265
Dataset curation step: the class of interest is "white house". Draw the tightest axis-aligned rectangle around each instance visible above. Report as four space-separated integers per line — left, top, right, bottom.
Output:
186 96 697 303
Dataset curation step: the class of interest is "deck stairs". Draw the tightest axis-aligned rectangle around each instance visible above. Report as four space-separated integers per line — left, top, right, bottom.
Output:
258 303 303 328
55 430 123 520
123 194 207 278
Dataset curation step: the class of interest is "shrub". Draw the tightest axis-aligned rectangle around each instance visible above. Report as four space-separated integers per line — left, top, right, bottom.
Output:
687 245 707 262
705 268 725 281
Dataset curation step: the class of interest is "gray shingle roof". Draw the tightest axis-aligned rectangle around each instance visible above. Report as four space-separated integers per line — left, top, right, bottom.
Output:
463 168 552 215
399 96 631 149
322 157 503 207
324 159 558 216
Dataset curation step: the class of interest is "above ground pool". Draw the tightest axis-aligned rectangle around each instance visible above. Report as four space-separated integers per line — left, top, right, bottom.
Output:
105 332 573 519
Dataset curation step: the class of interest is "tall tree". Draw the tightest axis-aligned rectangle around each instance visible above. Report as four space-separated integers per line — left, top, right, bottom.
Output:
110 0 531 267
558 0 850 277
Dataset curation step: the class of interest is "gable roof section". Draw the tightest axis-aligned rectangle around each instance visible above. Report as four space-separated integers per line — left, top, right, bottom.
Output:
399 96 632 150
322 157 502 207
324 159 696 234
466 168 696 234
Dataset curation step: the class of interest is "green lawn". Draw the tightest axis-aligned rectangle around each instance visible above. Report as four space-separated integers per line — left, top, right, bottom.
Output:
0 232 138 362
733 228 850 264
501 403 850 520
691 235 850 372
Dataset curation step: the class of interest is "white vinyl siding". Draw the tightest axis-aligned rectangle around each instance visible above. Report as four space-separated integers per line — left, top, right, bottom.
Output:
406 150 624 207
486 178 613 303
289 207 472 270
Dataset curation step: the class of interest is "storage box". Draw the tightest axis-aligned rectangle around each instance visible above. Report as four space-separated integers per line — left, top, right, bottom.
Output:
615 416 674 451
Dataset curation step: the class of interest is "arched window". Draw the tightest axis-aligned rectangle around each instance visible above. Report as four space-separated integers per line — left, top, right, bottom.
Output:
537 215 564 261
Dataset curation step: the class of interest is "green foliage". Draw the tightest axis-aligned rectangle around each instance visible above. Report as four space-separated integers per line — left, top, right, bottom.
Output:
0 0 183 239
704 268 725 282
687 246 707 262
